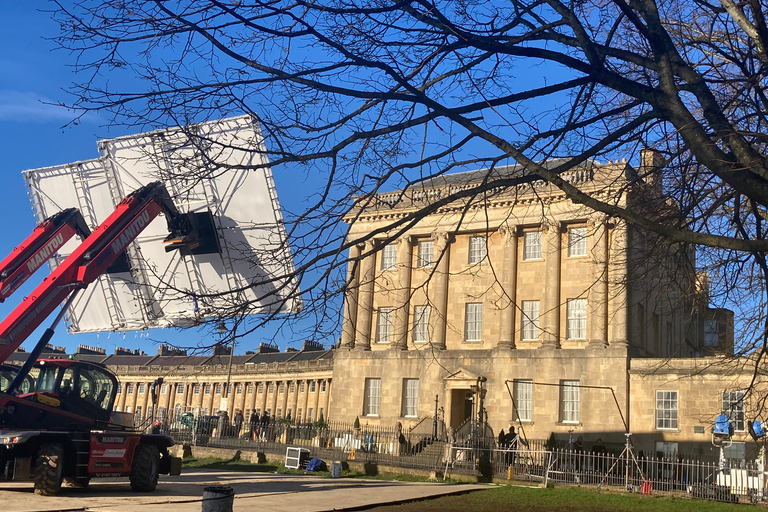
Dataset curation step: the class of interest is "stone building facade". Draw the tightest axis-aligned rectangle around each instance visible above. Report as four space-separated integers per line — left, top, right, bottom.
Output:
12 341 333 426
329 150 737 452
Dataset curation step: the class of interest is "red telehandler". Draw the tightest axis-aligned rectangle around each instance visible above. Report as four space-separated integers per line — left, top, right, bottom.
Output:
0 181 211 495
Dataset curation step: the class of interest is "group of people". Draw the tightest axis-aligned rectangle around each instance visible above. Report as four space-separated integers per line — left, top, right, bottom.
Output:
212 409 273 439
248 409 272 440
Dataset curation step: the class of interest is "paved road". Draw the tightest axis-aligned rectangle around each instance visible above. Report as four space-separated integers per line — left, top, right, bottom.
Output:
0 469 482 512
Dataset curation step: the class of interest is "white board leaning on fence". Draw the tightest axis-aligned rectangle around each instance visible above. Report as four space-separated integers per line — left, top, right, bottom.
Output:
23 116 300 333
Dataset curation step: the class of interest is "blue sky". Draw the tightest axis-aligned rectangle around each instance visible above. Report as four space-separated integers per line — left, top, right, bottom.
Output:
0 4 316 356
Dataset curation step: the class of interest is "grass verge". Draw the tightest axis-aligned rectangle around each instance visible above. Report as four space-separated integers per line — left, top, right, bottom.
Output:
365 484 750 512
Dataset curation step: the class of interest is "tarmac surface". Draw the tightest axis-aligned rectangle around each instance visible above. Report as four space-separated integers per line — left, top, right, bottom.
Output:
0 469 483 512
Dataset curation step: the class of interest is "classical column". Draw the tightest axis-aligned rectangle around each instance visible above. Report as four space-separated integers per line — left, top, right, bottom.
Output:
259 382 269 413
292 381 300 419
281 382 290 418
302 381 311 421
324 380 332 419
541 222 562 349
431 232 452 350
164 383 173 415
498 225 518 349
355 241 376 350
129 382 139 413
609 220 629 346
182 383 192 414
140 382 151 421
207 384 216 414
313 380 322 419
270 382 279 415
394 236 413 350
238 382 248 415
589 217 610 347
248 382 258 413
340 243 361 349
118 383 127 411
195 383 205 411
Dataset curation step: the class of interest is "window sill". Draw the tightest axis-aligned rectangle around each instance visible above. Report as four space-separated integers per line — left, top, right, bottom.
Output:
522 258 543 262
557 422 582 427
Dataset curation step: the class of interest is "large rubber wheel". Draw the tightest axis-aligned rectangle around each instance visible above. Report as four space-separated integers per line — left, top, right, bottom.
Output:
33 443 64 496
130 443 159 492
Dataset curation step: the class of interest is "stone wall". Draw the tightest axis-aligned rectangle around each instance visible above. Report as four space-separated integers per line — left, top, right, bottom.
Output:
330 345 631 445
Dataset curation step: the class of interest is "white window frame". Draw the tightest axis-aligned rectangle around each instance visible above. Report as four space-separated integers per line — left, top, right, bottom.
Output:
560 380 580 424
523 231 542 260
465 303 483 342
364 378 381 416
127 383 135 395
413 305 430 343
138 383 146 394
468 236 487 264
566 298 587 340
402 379 419 418
381 244 397 270
376 308 393 343
417 240 434 267
193 384 201 395
656 390 678 430
567 226 588 257
521 300 540 341
514 380 533 422
177 383 185 394
722 391 745 432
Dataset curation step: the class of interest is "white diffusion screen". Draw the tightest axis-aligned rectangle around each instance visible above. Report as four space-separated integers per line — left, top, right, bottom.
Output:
23 116 299 333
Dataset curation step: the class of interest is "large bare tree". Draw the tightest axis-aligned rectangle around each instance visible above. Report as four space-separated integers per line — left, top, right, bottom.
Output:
49 0 768 359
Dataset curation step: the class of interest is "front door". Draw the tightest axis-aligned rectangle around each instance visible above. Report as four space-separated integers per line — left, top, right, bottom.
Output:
449 389 474 429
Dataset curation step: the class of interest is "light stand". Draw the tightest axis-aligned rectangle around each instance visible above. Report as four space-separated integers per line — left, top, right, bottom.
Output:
598 432 647 491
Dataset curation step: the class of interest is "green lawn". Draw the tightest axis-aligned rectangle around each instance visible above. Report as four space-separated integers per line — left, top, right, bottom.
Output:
182 457 749 511
366 485 750 512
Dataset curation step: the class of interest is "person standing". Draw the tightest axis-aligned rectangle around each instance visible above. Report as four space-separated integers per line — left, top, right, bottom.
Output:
249 409 260 440
234 409 244 437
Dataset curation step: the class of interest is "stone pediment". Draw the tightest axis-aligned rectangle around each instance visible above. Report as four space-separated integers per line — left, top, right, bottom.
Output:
444 367 481 386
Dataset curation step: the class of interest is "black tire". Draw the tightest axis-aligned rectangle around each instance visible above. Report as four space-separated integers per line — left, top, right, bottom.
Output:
33 443 64 496
65 476 90 489
130 443 159 492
